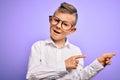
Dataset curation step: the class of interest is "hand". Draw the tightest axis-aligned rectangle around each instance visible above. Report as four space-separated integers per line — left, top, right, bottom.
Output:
97 52 116 67
65 55 86 70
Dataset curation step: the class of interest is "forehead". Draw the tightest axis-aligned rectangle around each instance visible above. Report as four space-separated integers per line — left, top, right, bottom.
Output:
54 10 76 23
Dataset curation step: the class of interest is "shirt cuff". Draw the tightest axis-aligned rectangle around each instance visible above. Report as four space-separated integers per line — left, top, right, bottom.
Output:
90 59 104 72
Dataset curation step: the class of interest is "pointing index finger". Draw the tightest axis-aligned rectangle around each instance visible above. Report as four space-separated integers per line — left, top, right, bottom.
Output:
73 55 86 59
108 53 116 58
103 53 116 58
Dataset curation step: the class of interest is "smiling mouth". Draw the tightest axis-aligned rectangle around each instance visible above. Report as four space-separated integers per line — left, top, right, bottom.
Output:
53 30 61 34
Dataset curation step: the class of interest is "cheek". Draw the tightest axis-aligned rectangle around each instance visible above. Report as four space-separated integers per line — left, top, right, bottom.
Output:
50 25 54 31
60 30 70 36
64 31 70 35
50 25 55 29
61 32 68 37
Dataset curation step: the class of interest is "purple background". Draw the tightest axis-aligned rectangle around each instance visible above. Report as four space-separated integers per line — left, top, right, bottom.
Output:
0 0 120 80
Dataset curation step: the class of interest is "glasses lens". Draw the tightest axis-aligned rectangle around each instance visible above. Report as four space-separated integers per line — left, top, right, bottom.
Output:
51 16 59 25
50 16 73 30
62 22 72 30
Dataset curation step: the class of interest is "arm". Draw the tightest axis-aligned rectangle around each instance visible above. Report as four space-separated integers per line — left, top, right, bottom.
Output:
78 59 104 80
65 55 103 80
65 53 115 80
79 53 115 80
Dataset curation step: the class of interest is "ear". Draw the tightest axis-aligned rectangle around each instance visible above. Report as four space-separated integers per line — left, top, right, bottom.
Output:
69 27 76 34
49 16 52 23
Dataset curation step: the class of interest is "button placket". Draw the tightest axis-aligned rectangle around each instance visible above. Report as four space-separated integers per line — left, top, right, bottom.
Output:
56 48 62 70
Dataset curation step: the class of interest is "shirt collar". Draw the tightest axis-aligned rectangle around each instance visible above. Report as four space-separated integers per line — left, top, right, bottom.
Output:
45 38 70 48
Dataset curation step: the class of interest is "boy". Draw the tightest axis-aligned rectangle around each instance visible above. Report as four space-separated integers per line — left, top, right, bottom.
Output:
26 2 115 80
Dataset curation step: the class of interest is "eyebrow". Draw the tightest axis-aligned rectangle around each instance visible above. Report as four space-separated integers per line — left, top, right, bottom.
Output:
53 15 73 25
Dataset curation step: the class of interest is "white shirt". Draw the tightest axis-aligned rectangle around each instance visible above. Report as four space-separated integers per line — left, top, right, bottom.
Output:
26 38 104 80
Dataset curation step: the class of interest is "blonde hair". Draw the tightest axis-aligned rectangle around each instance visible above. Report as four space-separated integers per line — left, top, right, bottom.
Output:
54 2 78 26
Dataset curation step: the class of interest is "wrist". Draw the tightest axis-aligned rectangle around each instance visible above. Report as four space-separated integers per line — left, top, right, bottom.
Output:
97 57 106 67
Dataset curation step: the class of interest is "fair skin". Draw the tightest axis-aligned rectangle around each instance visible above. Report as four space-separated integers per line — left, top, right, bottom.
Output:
50 10 76 47
49 11 116 70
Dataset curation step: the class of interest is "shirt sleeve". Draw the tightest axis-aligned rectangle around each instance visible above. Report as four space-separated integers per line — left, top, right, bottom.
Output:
77 59 104 80
58 57 104 80
56 46 104 80
26 41 68 80
73 47 104 80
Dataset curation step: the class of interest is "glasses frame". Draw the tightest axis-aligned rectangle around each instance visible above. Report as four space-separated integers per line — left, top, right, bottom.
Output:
49 15 74 31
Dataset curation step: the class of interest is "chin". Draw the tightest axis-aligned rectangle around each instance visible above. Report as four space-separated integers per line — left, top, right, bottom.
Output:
52 36 66 42
51 36 60 41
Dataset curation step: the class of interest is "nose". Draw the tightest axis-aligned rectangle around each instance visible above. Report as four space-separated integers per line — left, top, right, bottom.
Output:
56 21 62 29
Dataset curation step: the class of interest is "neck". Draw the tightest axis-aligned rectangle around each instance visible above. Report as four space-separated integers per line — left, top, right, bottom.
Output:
51 38 66 48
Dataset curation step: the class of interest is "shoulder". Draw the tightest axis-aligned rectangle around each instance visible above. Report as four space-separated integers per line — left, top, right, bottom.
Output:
69 43 80 50
31 40 46 49
69 43 82 53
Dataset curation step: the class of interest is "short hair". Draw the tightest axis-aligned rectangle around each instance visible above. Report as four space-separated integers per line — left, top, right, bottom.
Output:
54 2 78 26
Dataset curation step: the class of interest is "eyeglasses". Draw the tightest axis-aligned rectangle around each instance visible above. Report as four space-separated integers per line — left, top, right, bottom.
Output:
49 16 74 31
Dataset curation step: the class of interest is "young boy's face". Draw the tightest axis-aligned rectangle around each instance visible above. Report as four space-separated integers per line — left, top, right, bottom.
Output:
49 11 76 41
